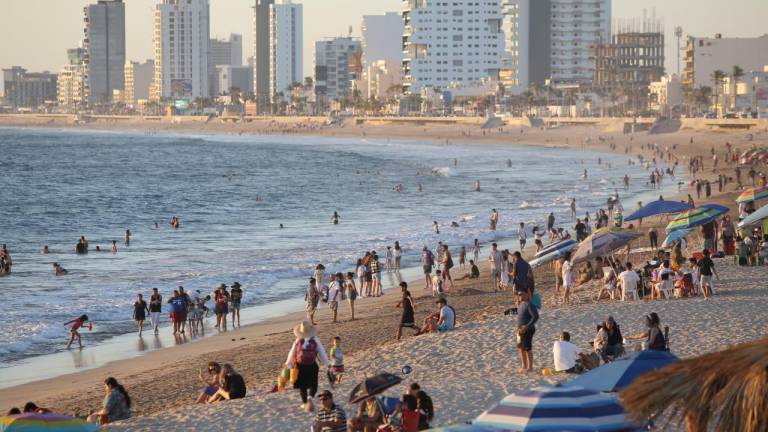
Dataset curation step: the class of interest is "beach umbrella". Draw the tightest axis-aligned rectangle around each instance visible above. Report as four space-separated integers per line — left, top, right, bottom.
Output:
736 187 768 204
0 412 98 432
571 228 642 264
473 385 642 431
623 199 693 222
621 338 768 432
738 203 768 229
564 351 679 393
530 242 578 268
661 228 692 248
425 425 509 432
348 372 402 404
664 203 729 233
535 239 577 258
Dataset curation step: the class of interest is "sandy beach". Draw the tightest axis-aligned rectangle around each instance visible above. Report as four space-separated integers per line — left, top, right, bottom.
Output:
1 120 766 430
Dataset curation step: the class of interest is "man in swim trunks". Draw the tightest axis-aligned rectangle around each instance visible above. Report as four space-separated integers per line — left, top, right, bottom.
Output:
230 282 243 327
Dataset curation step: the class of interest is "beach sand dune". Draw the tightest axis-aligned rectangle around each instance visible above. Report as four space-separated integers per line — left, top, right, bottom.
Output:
106 260 768 431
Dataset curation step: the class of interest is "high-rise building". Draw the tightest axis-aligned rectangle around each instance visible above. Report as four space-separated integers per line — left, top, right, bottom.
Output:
402 0 504 94
216 65 253 98
361 12 403 69
2 67 58 109
549 0 611 84
252 0 274 111
209 34 244 95
57 64 87 109
67 48 86 66
269 0 303 102
125 60 155 105
83 0 126 104
500 0 550 94
314 37 362 106
366 59 404 100
152 0 210 100
683 34 768 91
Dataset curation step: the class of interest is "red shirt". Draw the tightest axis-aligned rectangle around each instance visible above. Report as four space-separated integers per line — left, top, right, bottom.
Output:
402 409 420 432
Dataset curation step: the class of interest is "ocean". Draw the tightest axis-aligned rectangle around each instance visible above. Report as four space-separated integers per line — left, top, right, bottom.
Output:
0 127 670 380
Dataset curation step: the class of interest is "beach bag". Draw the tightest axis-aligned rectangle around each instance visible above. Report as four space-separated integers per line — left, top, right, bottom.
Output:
296 338 318 365
532 292 542 309
277 366 290 390
289 364 299 384
446 257 454 269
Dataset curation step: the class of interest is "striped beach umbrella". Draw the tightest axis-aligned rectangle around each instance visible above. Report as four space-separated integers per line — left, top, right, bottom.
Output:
473 385 642 431
665 204 729 233
564 351 679 393
738 203 768 229
0 413 98 432
735 187 768 203
571 228 642 264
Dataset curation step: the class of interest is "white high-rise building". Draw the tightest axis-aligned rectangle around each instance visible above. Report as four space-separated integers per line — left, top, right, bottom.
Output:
152 0 210 100
549 0 611 84
402 0 504 94
210 34 243 67
269 0 302 102
314 37 362 104
361 12 403 69
83 0 126 104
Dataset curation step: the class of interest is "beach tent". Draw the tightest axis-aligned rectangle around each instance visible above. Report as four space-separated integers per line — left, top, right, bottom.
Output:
564 351 679 393
735 186 768 204
737 203 768 229
0 412 98 432
473 385 642 431
661 228 692 248
664 204 729 233
571 228 642 264
621 338 768 432
623 200 693 222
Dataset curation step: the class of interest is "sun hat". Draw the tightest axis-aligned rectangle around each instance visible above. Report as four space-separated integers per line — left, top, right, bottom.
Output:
293 320 318 339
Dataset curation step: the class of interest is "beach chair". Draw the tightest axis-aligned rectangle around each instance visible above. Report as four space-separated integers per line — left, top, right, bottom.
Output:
658 279 674 300
622 285 639 301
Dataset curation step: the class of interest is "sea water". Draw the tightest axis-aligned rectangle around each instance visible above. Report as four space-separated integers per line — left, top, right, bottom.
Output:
0 127 672 379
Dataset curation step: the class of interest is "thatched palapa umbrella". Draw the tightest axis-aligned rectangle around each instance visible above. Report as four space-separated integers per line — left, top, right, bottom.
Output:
620 338 768 432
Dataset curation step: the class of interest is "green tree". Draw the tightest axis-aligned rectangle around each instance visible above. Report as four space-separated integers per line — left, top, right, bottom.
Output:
731 65 744 110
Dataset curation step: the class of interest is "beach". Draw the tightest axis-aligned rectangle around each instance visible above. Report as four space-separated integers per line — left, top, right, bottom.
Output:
1 121 766 430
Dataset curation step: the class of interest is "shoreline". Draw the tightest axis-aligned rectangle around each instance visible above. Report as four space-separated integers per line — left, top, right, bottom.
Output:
0 122 763 423
0 125 675 388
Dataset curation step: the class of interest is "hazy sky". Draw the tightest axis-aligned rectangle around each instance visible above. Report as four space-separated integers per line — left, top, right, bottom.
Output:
1 0 766 88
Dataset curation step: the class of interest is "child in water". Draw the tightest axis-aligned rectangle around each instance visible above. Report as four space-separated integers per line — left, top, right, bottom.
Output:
64 314 90 349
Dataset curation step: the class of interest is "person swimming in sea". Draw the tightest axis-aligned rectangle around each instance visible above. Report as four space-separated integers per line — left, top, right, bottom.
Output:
331 211 340 225
53 262 68 276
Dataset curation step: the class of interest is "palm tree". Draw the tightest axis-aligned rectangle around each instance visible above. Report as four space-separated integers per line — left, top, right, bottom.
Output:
711 69 726 116
731 65 745 110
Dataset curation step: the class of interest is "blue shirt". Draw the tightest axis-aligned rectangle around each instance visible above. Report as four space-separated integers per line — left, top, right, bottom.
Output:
513 259 531 291
517 300 539 328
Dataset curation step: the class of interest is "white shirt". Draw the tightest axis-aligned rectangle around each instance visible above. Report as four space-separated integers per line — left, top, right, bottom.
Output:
518 227 527 241
489 250 501 270
553 340 581 372
618 270 640 292
439 305 455 329
561 260 574 287
327 281 342 303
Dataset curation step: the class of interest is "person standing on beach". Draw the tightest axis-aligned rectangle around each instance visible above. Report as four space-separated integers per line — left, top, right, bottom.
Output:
396 282 419 340
421 246 434 291
370 255 382 297
518 223 527 250
327 274 342 323
515 291 538 373
355 259 367 299
490 209 499 231
574 219 587 242
560 253 574 305
306 278 320 325
489 243 502 290
393 241 403 271
648 227 659 250
471 239 480 264
230 282 243 327
167 289 186 335
511 252 532 294
286 321 330 412
133 294 149 337
149 288 162 335
547 212 556 236
570 199 577 220
214 284 230 331
440 245 454 292
345 272 357 321
385 246 393 272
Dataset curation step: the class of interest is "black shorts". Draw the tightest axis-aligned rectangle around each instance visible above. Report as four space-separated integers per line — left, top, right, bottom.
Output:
423 265 432 274
517 326 535 351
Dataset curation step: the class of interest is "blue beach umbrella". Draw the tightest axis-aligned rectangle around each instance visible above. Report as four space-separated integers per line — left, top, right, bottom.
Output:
738 203 768 229
661 228 692 248
473 385 642 431
564 351 679 393
427 425 510 432
624 200 694 222
535 239 578 259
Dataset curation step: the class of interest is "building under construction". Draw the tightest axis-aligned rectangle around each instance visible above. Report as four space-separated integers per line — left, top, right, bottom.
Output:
594 18 665 114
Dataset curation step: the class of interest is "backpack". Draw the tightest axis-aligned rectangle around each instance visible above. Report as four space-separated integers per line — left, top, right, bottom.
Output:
295 338 318 365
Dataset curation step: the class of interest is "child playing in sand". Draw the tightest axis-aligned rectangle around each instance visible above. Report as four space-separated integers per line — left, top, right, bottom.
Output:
431 270 443 296
329 336 344 385
64 314 90 349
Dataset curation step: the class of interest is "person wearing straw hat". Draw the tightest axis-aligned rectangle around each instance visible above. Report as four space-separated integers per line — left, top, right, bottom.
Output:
286 320 331 412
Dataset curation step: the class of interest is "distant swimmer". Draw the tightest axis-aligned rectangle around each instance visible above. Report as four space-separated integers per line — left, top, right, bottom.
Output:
418 183 423 192
474 180 481 192
111 240 118 253
454 158 458 167
124 229 131 246
331 211 340 225
451 221 460 228
583 169 588 180
53 262 68 276
42 245 49 254
490 209 499 231
506 159 512 168
170 216 180 229
433 221 440 235
154 222 159 229
279 223 285 229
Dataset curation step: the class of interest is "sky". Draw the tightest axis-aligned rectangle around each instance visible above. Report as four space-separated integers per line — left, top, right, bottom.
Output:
1 0 767 93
